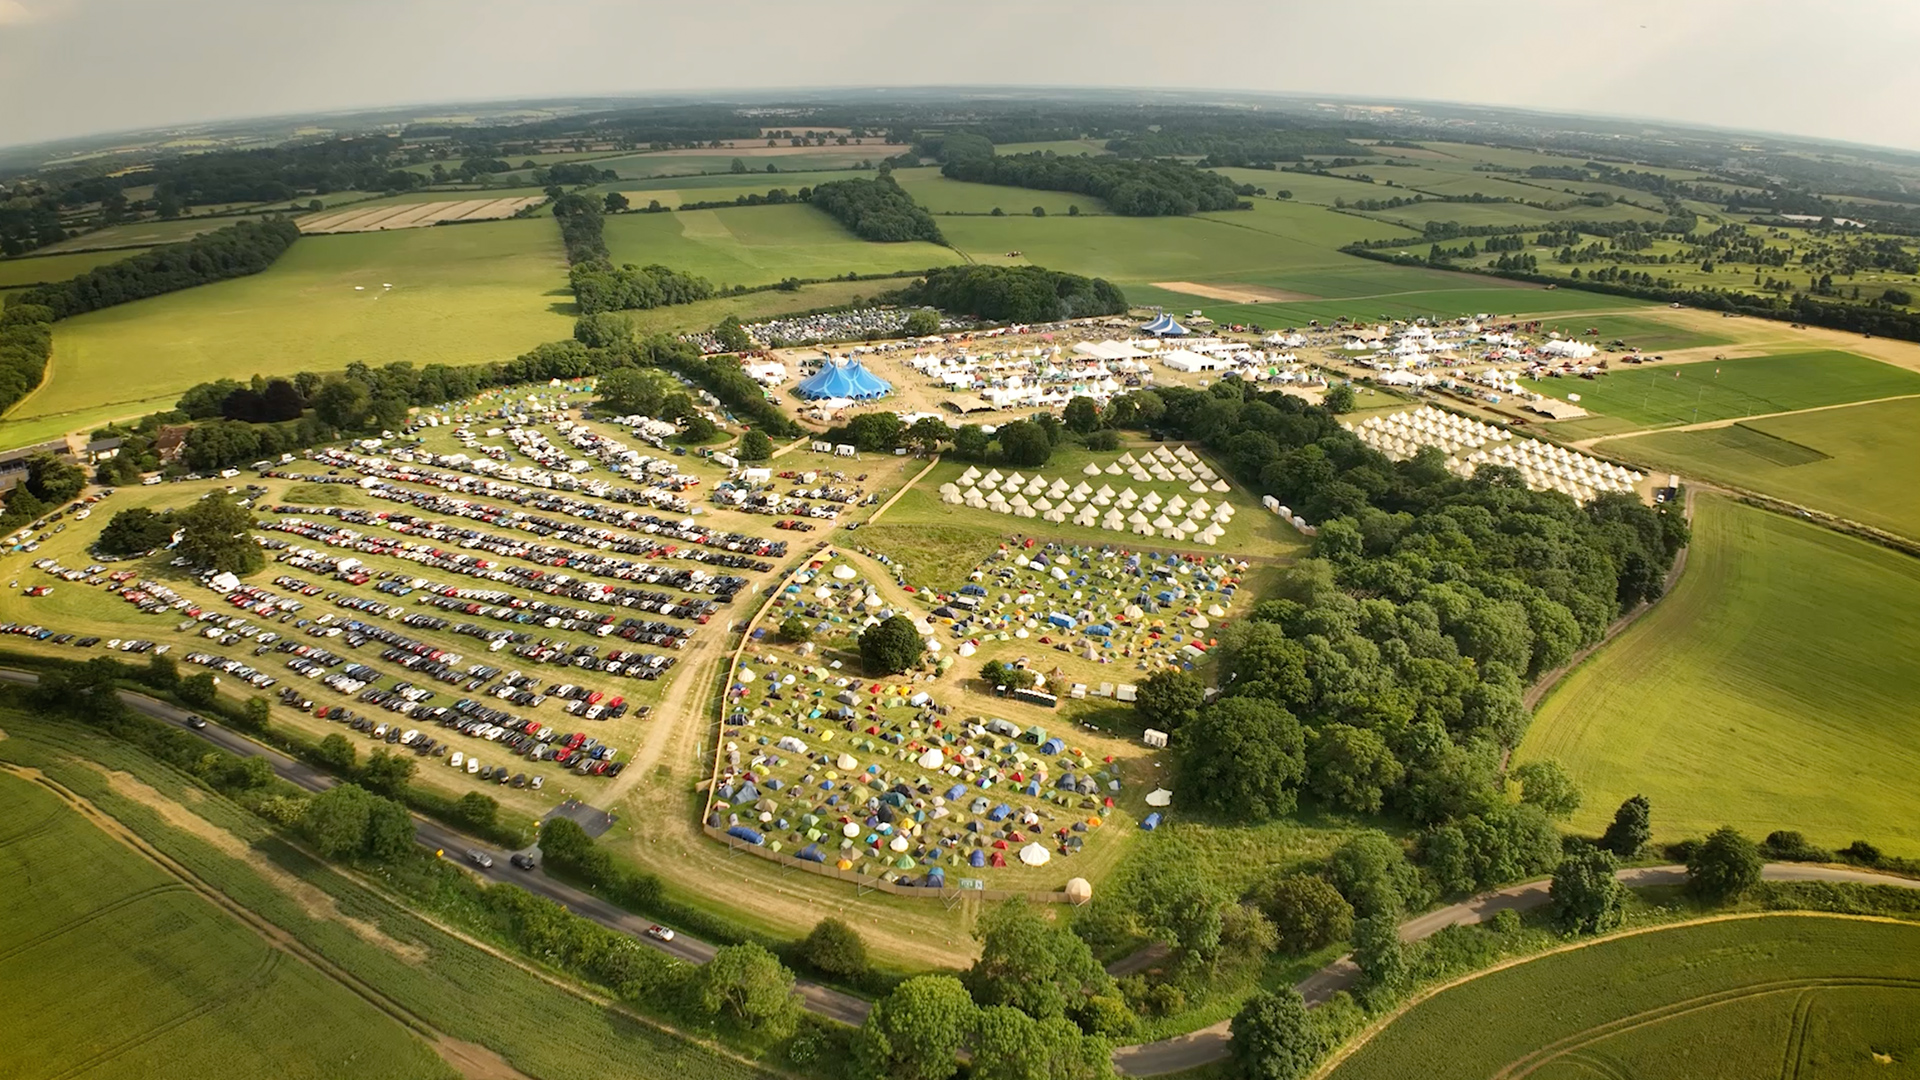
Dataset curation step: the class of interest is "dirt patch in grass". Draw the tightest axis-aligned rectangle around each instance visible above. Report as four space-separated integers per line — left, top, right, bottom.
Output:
81 760 428 963
1154 281 1320 304
434 1036 536 1080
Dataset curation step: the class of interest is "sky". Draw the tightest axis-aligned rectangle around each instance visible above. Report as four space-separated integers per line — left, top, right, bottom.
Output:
3 0 1918 151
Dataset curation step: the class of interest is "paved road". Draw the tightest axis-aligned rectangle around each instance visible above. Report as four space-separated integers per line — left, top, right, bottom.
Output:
0 670 872 1026
1110 862 1920 1077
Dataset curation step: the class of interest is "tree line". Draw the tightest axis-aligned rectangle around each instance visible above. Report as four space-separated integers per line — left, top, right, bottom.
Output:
0 303 53 422
886 264 1127 323
807 173 946 243
941 151 1250 216
10 218 300 319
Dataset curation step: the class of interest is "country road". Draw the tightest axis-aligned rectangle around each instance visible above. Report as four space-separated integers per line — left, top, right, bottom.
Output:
15 668 1918 1073
0 670 874 1024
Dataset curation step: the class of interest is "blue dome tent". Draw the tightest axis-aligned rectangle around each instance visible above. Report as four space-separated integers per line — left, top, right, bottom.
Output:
796 358 893 401
1140 313 1189 337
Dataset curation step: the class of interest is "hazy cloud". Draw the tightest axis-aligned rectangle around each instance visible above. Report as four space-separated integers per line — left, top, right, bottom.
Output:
2 0 1917 151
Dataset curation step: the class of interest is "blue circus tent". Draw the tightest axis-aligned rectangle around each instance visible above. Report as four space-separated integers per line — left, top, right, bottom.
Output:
796 358 893 400
1140 313 1189 337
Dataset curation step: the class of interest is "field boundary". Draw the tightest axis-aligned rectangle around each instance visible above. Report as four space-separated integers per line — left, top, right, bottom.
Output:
1306 912 1920 1080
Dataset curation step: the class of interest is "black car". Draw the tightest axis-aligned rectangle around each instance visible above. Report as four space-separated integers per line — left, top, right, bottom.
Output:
509 852 536 871
185 715 208 730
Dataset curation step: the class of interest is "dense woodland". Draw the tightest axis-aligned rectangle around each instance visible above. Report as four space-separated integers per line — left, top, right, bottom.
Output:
806 174 945 243
890 265 1128 322
0 303 53 420
941 152 1250 216
10 218 300 319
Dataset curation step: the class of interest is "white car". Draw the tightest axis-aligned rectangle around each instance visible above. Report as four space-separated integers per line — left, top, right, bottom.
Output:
449 751 464 769
645 925 675 942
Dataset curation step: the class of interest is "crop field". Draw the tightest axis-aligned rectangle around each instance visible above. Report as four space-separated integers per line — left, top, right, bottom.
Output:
298 196 544 233
1 219 572 439
892 172 1097 215
1328 915 1920 1080
600 204 961 287
1531 350 1920 427
0 770 452 1080
1599 396 1920 539
590 149 891 179
0 247 153 287
0 719 789 1080
36 216 250 253
1517 496 1920 854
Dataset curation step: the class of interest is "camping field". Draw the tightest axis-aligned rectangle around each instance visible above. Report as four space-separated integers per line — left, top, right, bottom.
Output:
1530 349 1920 427
1326 915 1920 1080
600 204 962 288
0 219 574 440
1516 495 1920 855
0 769 453 1080
1597 396 1920 540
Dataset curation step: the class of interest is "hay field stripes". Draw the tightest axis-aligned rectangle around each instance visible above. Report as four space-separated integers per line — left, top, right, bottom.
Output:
298 197 543 233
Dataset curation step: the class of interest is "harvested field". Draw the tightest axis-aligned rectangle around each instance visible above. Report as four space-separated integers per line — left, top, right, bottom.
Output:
1153 281 1319 304
299 198 542 234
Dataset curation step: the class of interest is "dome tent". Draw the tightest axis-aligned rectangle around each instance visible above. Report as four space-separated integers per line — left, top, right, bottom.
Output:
1140 313 1189 337
797 358 893 401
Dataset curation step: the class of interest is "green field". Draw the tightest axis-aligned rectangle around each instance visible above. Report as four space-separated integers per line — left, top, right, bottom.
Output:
36 216 260 253
600 204 961 287
2 220 572 438
1329 916 1920 1080
1600 396 1920 539
591 149 891 179
1533 350 1920 427
893 172 1097 215
1528 313 1731 353
0 248 152 288
0 770 452 1080
1517 496 1920 855
0 718 784 1080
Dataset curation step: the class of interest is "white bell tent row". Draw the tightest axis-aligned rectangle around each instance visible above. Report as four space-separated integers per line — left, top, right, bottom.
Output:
934 448 1238 543
1346 407 1644 501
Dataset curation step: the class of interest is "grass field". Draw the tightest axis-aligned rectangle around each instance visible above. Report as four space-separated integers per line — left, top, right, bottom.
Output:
1329 915 1920 1080
2 220 572 438
0 247 152 288
592 149 890 179
1600 396 1920 539
1517 496 1920 855
1532 313 1732 353
36 216 262 253
1532 350 1920 427
892 173 1100 215
601 204 961 287
0 718 788 1080
0 770 452 1080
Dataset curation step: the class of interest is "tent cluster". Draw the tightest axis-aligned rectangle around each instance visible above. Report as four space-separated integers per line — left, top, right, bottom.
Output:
752 556 954 672
930 542 1243 675
937 448 1234 543
712 657 1120 883
796 358 893 401
1347 407 1643 500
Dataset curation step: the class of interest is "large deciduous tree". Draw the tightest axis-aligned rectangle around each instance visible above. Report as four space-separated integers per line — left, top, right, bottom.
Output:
1177 696 1306 821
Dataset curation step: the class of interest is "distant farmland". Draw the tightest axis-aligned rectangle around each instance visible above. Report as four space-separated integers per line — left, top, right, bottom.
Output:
297 197 543 233
1533 349 1920 427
